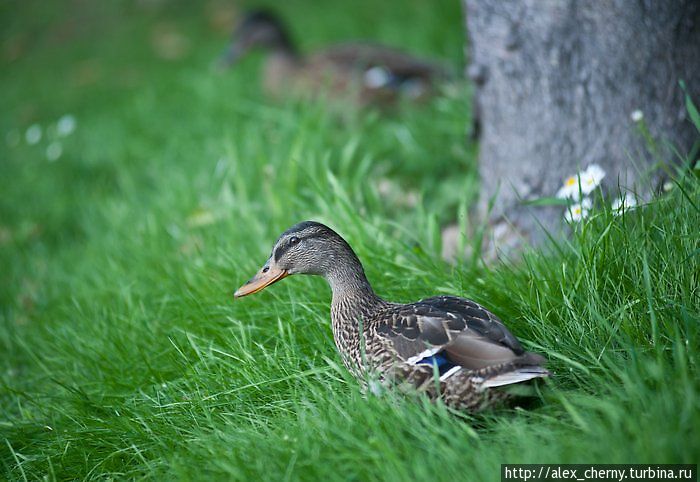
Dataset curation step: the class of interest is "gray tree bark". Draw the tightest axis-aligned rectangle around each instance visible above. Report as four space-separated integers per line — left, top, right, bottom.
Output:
463 0 700 255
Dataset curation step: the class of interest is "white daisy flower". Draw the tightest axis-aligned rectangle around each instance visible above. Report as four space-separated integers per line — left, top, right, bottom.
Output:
56 114 77 137
556 173 583 199
611 195 637 215
580 164 606 194
564 198 592 223
630 110 644 122
556 164 606 200
25 124 42 145
46 142 63 162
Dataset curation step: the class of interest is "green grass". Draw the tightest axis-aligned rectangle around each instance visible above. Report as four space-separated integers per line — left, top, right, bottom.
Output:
2 1 699 480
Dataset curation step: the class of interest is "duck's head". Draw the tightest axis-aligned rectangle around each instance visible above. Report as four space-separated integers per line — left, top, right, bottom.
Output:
218 9 296 68
234 221 362 298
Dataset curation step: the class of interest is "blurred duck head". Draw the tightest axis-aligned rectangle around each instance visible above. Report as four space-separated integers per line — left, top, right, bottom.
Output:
217 9 296 69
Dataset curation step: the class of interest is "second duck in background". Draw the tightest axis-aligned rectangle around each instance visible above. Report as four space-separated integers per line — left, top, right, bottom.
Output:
216 9 453 107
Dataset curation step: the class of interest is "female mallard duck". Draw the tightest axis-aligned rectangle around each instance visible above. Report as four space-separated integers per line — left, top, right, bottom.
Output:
234 221 548 411
217 10 451 106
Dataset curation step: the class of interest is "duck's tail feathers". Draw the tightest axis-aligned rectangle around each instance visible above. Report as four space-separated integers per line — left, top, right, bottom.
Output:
481 365 550 389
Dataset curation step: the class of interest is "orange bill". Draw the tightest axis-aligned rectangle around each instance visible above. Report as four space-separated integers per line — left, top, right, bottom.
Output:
234 265 288 298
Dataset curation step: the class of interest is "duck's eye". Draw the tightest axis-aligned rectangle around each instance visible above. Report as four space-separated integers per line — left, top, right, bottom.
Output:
290 236 300 246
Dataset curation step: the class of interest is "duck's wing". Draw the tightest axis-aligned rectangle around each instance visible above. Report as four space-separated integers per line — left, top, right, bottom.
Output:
302 43 451 104
314 43 450 79
373 296 542 371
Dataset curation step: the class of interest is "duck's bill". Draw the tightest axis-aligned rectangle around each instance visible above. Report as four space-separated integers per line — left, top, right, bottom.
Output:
234 266 288 298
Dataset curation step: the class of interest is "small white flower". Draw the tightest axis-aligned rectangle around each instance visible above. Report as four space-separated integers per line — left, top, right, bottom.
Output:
56 114 77 137
630 110 644 122
663 181 675 192
46 141 63 162
580 164 606 194
364 66 391 89
611 195 637 215
401 190 419 208
376 178 394 197
564 198 592 222
557 174 582 199
25 124 42 145
556 164 606 200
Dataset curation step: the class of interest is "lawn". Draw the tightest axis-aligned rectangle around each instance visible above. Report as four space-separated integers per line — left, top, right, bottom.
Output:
1 0 699 480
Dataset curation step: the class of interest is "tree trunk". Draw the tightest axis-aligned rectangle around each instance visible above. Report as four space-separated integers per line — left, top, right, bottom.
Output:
463 0 700 255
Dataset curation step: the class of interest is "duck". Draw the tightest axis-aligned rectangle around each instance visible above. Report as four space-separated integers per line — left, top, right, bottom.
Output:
234 221 549 412
217 10 452 106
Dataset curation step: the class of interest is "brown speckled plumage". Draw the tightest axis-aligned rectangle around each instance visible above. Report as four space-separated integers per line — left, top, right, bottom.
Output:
217 10 451 106
235 221 549 412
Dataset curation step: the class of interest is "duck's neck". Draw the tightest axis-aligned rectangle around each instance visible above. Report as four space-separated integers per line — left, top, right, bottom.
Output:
327 255 383 310
326 255 385 376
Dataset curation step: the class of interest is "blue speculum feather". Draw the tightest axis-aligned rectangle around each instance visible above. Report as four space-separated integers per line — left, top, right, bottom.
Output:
416 352 457 375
